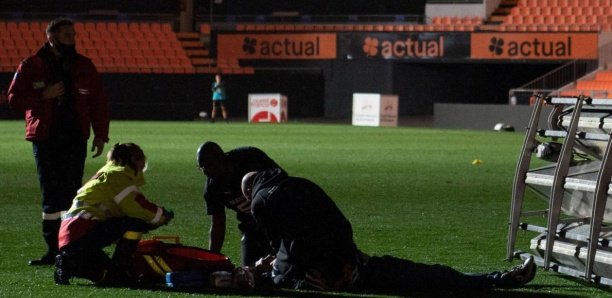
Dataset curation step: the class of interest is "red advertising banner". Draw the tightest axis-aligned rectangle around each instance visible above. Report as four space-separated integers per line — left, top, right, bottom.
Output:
217 33 337 60
471 33 598 60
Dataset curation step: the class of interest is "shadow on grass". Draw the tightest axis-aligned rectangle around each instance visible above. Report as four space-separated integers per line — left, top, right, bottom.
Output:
352 287 586 298
76 282 593 298
554 275 612 294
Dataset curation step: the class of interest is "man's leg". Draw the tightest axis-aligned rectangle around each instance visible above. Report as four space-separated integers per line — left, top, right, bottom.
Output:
55 217 154 285
211 102 217 123
102 218 154 286
31 139 86 266
55 246 110 285
353 254 535 293
220 102 228 121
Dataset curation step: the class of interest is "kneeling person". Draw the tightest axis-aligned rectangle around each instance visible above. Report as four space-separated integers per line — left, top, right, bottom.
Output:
241 169 536 293
55 143 174 285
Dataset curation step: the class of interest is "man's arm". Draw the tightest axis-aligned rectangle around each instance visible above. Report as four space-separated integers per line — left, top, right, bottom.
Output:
7 59 44 111
85 61 109 155
209 211 226 253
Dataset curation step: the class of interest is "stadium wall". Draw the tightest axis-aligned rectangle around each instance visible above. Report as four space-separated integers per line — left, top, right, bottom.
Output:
0 71 325 120
391 62 562 116
0 61 561 121
434 103 553 130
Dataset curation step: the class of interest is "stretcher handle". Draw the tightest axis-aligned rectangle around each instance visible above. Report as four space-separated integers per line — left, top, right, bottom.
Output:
151 235 181 244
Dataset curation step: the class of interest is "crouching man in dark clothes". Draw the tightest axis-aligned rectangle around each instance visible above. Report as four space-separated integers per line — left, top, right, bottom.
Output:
239 169 536 294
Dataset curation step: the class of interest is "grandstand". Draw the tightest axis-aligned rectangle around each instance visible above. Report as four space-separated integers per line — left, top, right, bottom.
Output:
0 0 610 122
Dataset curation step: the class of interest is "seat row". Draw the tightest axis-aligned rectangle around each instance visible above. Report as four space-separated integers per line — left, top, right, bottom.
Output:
559 71 612 99
512 5 611 16
498 23 607 32
0 21 173 33
235 23 479 32
505 15 611 25
431 16 483 25
521 0 611 6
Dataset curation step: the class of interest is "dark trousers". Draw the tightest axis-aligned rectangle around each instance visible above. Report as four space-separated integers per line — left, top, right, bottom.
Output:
60 217 155 280
352 254 497 293
32 137 86 214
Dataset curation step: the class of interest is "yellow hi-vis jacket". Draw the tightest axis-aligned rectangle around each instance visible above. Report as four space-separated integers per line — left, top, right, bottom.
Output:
59 162 170 248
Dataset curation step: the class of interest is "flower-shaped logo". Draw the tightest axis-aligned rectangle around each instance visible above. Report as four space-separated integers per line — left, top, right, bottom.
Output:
362 37 379 57
488 37 504 55
242 37 257 54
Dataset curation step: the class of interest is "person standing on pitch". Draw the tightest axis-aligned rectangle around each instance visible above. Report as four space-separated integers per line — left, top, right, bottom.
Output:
7 17 110 266
240 169 537 293
210 73 228 123
196 141 282 267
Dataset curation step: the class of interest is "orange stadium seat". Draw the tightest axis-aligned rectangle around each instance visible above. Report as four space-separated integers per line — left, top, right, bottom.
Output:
117 22 129 32
200 24 211 34
91 48 103 57
595 71 612 81
0 21 203 74
84 22 96 32
161 23 172 32
128 22 140 32
149 23 161 32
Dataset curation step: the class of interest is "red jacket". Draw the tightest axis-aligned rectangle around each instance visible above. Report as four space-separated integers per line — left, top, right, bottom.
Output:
8 45 109 142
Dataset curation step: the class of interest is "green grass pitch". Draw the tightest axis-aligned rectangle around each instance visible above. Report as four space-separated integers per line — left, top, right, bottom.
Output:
0 120 610 297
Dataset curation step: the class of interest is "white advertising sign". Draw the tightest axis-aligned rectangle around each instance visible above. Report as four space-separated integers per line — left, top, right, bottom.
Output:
352 93 398 127
248 93 288 123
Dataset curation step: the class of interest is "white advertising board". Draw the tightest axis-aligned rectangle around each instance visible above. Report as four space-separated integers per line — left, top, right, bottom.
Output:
248 93 288 123
352 93 398 127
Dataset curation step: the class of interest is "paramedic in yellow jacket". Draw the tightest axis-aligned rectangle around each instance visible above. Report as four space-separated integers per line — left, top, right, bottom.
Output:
54 142 174 286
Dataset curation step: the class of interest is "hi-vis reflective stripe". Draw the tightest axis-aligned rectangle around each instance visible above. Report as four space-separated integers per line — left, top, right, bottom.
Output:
42 211 62 220
151 207 163 224
123 231 142 240
113 185 138 204
154 256 173 272
143 255 165 276
142 255 173 276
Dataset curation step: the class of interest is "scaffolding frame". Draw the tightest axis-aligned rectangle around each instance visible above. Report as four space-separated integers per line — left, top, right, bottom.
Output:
507 94 612 285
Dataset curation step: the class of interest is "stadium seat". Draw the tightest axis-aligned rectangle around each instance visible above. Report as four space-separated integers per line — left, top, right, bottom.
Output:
200 24 211 34
161 23 172 32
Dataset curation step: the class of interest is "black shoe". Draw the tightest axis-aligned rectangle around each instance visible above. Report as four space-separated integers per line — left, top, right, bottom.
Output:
54 254 72 285
210 119 215 123
29 251 57 266
495 256 536 289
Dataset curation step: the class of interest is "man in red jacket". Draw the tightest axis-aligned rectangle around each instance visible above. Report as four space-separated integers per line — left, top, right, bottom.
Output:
8 17 110 265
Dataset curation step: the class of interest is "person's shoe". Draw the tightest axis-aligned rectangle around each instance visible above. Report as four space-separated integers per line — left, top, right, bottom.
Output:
29 251 57 266
210 118 215 123
495 256 536 289
54 254 72 285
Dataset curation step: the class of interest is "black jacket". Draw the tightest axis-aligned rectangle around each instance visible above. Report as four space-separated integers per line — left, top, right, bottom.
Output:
250 168 357 290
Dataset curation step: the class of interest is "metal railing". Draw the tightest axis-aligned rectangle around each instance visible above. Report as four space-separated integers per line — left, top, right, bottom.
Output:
509 40 612 103
196 14 425 24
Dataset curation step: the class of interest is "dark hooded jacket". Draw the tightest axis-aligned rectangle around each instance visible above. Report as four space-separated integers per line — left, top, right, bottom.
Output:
250 168 358 290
